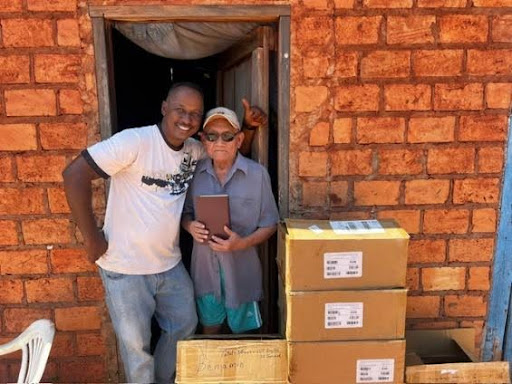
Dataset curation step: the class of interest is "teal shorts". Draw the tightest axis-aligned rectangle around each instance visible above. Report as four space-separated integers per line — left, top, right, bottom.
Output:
196 267 262 334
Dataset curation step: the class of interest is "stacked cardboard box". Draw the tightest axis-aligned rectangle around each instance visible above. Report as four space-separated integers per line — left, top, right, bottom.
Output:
278 219 409 384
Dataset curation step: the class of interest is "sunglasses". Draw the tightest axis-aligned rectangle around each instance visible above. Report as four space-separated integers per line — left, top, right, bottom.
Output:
203 131 240 142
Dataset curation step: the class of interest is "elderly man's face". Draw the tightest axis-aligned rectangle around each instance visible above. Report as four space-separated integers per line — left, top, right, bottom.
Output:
201 118 244 164
161 86 203 147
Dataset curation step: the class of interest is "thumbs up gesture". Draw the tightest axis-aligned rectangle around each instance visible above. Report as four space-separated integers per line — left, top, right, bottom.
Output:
242 98 268 130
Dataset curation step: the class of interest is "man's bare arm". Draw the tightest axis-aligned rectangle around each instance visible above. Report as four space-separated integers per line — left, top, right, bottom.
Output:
62 155 108 262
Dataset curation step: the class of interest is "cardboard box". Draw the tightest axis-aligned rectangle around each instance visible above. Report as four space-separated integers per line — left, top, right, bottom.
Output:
289 339 406 384
283 288 407 342
176 338 287 383
277 219 409 292
405 329 510 383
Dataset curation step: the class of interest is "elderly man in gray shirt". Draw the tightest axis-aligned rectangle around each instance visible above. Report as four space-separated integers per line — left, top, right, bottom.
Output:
182 106 279 334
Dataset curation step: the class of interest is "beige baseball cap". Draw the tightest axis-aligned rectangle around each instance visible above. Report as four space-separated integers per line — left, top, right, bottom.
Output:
202 107 241 131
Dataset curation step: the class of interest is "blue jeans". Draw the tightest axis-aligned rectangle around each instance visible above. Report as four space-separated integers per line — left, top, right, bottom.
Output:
99 262 198 383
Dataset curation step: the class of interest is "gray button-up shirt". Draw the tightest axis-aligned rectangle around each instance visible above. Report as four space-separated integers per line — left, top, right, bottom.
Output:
183 154 279 308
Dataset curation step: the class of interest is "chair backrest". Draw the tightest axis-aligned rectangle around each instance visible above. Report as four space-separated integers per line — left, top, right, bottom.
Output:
0 319 55 384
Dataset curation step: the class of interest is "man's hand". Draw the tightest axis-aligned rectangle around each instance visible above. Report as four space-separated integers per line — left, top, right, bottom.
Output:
209 226 247 252
85 230 108 263
187 221 209 243
242 98 267 129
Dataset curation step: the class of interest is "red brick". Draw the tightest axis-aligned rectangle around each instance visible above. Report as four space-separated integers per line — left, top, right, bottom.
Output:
35 54 80 84
0 250 48 275
334 85 379 112
4 308 52 332
449 238 494 262
40 122 87 150
445 295 487 317
460 319 484 354
0 157 14 182
334 51 358 78
5 89 56 116
384 84 431 111
295 86 328 113
478 146 504 173
417 0 467 6
424 209 469 234
51 333 75 357
57 19 80 46
408 239 446 264
16 155 65 182
378 149 423 175
427 147 475 174
0 124 37 151
407 296 440 318
472 208 497 233
422 267 465 291
330 211 370 221
439 15 488 43
0 56 30 84
309 122 329 146
0 280 23 303
377 209 420 233
22 218 71 244
302 181 328 207
0 221 17 246
474 0 512 5
408 320 459 329
361 51 410 78
1 19 53 47
492 15 512 42
335 16 382 45
460 115 507 142
413 50 463 77
55 306 101 331
434 83 483 111
77 277 104 302
296 17 333 46
364 0 412 7
25 277 74 303
405 179 450 205
0 188 45 214
408 116 455 143
469 267 490 290
330 181 349 206
298 152 327 177
387 16 435 45
333 118 352 143
357 117 405 143
48 187 70 214
58 89 84 114
303 47 331 78
467 50 512 76
0 0 23 11
331 149 372 175
453 178 500 204
486 83 512 109
334 0 355 7
27 0 76 11
51 248 96 273
303 0 330 9
354 181 400 206
58 361 106 383
77 333 106 356
407 267 419 290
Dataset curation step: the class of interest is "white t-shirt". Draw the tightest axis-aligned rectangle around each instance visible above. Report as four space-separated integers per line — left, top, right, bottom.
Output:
86 124 205 274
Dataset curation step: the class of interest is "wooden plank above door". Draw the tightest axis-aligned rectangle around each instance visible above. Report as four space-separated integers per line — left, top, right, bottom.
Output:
89 5 290 21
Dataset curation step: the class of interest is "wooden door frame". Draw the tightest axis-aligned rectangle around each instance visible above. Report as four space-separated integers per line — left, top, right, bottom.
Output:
89 4 290 216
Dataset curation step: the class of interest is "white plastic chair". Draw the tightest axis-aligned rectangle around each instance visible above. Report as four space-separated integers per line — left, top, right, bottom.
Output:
0 319 55 384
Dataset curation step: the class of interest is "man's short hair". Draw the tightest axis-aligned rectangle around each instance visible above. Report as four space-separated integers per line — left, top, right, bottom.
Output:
167 82 204 100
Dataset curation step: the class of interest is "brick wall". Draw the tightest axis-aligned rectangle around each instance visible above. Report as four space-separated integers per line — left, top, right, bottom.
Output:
290 0 512 356
0 0 511 381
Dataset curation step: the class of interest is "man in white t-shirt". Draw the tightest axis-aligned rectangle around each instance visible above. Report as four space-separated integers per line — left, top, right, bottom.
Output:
62 82 266 383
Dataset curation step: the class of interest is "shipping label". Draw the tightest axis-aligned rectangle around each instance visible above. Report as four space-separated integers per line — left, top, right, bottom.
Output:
330 220 385 234
325 302 363 329
324 252 363 279
356 359 395 383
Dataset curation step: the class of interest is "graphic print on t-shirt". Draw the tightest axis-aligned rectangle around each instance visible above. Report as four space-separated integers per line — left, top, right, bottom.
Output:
140 152 197 195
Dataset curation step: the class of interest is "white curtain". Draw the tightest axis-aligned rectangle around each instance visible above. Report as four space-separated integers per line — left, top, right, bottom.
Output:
114 21 259 60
